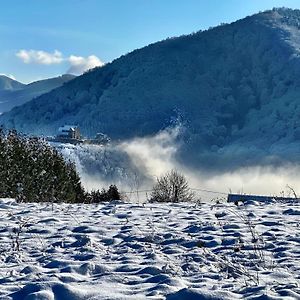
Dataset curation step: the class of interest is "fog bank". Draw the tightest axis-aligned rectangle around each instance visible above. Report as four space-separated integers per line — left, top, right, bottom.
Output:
59 126 300 201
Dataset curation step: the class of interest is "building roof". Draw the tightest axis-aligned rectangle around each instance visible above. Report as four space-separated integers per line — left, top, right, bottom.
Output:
227 193 298 203
58 125 77 132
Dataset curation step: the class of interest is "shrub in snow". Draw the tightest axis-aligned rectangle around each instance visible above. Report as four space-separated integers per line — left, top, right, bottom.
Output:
88 185 121 203
0 128 85 203
150 169 194 202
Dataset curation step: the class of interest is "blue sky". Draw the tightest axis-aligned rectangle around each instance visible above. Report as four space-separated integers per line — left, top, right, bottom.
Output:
1 0 300 83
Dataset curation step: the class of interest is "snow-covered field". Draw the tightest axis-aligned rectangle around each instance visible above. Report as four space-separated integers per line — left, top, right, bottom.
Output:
1 198 300 299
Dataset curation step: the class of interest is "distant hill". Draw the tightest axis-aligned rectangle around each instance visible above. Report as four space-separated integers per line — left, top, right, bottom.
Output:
3 8 300 169
0 74 76 113
0 76 24 91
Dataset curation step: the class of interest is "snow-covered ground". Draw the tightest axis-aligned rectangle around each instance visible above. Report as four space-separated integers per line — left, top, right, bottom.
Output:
0 198 300 299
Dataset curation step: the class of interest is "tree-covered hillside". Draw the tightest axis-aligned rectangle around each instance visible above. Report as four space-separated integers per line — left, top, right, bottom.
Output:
2 8 300 168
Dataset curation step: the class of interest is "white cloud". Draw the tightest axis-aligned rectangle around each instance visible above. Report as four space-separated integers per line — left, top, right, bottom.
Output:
16 49 104 75
67 55 104 75
16 49 63 65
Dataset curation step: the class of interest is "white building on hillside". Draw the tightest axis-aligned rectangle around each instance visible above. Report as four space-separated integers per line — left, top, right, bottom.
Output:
57 125 81 140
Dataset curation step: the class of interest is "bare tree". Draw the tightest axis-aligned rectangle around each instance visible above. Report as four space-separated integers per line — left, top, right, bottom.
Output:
150 169 194 202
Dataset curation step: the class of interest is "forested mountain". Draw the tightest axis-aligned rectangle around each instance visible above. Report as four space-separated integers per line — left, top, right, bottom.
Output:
0 74 75 113
2 8 300 168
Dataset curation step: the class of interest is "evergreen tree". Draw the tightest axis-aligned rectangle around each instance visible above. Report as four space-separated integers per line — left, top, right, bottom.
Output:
0 128 85 203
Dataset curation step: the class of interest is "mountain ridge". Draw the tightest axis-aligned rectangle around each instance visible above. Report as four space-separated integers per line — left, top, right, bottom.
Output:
0 74 76 113
0 75 25 91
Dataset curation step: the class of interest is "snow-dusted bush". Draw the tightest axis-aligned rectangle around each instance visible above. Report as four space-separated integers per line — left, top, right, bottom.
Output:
0 128 85 202
150 170 194 203
88 185 121 203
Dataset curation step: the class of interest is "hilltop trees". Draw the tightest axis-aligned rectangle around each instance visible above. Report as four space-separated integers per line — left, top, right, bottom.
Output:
0 128 85 202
